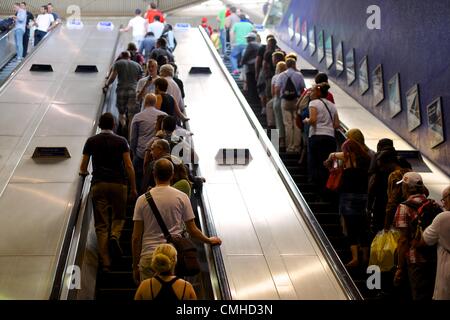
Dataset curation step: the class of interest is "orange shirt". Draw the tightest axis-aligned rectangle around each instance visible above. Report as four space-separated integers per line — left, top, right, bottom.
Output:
146 9 165 23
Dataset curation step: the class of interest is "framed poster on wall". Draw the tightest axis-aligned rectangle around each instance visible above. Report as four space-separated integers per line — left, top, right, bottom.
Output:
325 35 334 69
295 17 301 45
309 26 316 56
427 97 445 148
346 49 356 85
359 56 369 95
301 20 308 50
406 84 421 131
317 30 324 62
387 73 402 118
372 64 384 105
288 14 294 40
336 42 344 75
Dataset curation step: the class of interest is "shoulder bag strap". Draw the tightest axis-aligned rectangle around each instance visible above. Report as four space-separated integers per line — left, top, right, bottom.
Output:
319 98 334 123
145 191 172 242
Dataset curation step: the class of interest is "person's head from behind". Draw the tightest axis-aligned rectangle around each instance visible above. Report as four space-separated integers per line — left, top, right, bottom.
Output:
230 6 237 14
146 31 155 38
267 37 277 49
346 128 365 147
285 52 297 62
397 172 426 198
275 61 287 75
153 157 174 184
285 58 297 70
312 82 330 99
119 51 131 60
156 37 167 48
150 2 157 10
135 8 141 16
315 73 329 84
272 51 285 65
160 64 174 78
377 138 394 152
245 32 256 43
156 55 169 69
151 139 171 161
161 116 177 133
154 15 161 22
127 42 138 52
99 113 115 131
151 244 177 275
441 186 450 211
342 139 369 167
154 77 168 93
144 93 157 108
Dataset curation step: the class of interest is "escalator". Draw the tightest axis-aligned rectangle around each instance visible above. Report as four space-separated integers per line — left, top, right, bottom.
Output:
222 57 374 299
0 57 20 84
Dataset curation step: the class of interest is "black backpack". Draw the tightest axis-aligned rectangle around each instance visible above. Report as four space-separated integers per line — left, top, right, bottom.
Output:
282 76 299 100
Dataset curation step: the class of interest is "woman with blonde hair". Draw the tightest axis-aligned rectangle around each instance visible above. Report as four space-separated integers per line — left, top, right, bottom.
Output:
134 243 197 300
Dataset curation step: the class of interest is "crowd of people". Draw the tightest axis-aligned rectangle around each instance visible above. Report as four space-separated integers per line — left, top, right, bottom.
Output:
81 2 221 301
207 4 449 301
77 2 449 301
9 2 60 61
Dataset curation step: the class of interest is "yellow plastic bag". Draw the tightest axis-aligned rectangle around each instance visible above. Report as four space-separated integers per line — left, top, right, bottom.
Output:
369 229 400 272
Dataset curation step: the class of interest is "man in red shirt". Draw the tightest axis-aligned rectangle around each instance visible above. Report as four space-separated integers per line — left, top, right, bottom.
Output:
145 2 164 23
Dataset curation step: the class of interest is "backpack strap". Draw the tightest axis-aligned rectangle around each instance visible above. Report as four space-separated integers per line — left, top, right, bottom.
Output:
319 98 334 123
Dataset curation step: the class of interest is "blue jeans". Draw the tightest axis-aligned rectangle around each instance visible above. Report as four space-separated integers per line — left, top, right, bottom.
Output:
230 44 247 71
14 28 25 60
219 28 226 55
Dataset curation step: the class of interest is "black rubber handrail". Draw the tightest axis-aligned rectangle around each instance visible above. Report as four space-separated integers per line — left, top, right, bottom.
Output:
198 26 362 300
49 23 123 300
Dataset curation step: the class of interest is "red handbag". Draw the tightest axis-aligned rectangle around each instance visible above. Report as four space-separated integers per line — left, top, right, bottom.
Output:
326 161 344 192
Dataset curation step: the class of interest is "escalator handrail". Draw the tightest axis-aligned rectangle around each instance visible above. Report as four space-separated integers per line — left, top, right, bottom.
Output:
198 26 363 300
0 23 62 90
49 24 124 300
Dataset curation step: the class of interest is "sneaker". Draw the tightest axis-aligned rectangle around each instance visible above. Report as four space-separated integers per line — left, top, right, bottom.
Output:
109 236 123 258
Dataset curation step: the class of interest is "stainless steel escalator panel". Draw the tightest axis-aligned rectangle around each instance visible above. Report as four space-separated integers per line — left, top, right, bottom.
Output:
0 182 75 255
0 255 56 300
35 104 97 137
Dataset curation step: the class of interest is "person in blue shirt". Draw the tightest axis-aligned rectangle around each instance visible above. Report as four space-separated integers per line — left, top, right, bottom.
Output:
13 2 26 61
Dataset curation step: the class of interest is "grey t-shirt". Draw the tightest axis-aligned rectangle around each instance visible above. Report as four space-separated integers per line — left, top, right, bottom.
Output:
113 59 143 90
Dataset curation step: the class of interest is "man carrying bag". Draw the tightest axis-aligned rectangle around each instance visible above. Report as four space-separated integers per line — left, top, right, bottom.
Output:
132 158 221 283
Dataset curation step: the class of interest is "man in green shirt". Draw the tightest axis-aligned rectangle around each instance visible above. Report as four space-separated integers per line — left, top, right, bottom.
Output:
230 14 254 74
216 5 227 55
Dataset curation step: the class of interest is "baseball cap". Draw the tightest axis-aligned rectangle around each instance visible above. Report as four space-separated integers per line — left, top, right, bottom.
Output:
396 172 423 186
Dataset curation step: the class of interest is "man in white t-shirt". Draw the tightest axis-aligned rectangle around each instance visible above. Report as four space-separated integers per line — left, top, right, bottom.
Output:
147 15 165 40
33 5 54 46
132 158 222 283
120 9 148 48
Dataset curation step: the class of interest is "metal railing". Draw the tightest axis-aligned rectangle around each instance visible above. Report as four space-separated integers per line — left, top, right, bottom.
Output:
198 26 363 300
0 29 15 69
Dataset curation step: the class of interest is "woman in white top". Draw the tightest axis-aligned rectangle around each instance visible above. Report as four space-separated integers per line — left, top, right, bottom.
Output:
303 82 340 189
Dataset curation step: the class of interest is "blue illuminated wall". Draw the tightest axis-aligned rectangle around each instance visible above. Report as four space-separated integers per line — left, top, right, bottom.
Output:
277 0 450 175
